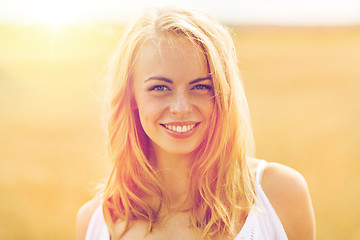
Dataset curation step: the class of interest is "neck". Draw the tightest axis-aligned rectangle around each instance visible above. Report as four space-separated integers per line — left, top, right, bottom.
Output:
150 145 193 211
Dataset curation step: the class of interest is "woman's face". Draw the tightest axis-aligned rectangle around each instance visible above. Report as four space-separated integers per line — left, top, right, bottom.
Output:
132 36 214 157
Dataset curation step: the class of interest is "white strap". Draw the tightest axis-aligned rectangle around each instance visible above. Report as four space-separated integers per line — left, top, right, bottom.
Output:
85 204 110 240
256 160 267 185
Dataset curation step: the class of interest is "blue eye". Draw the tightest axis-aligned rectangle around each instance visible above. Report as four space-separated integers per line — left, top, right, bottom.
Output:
193 84 212 90
149 85 169 91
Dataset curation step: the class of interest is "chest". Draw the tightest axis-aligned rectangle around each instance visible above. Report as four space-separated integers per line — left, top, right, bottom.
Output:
113 213 198 240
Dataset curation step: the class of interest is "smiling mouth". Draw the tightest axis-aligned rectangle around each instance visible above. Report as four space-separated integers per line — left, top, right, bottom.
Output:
160 123 199 133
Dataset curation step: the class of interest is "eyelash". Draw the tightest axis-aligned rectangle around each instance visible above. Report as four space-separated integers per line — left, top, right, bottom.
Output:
148 85 169 91
148 84 212 92
192 84 212 90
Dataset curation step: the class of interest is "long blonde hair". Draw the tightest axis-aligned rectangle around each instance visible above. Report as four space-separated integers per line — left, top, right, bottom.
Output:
102 7 256 239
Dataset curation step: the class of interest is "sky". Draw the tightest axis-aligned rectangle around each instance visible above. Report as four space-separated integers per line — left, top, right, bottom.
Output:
1 0 360 26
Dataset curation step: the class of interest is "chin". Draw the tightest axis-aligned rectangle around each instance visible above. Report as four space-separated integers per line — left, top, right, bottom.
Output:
166 141 205 156
151 141 197 156
165 147 197 156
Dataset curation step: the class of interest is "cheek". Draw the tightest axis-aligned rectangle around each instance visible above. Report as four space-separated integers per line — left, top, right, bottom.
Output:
195 95 214 118
136 96 164 125
207 97 215 114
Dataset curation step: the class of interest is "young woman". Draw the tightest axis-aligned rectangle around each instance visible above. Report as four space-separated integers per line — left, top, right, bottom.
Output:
76 7 315 240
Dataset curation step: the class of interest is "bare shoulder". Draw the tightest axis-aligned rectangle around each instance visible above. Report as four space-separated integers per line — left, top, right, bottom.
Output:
76 198 101 240
261 162 315 240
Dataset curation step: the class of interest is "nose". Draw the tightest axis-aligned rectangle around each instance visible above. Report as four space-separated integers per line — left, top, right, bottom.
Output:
169 92 192 116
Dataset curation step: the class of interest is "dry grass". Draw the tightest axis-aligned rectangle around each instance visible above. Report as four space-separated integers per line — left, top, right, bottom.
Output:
0 24 359 239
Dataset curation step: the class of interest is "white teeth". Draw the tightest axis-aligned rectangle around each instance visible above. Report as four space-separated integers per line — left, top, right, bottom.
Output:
164 124 196 133
182 126 187 132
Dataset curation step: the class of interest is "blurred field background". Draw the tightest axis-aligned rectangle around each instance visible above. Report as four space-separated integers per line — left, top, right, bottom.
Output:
0 22 359 240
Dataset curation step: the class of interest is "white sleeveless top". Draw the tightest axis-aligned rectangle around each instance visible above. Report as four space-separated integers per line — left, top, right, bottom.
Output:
86 160 288 240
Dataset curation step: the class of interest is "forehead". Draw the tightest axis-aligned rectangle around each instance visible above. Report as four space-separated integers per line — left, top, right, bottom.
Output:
133 36 209 81
140 36 203 60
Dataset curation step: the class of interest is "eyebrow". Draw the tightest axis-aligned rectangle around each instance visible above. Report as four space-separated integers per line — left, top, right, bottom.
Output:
144 76 212 84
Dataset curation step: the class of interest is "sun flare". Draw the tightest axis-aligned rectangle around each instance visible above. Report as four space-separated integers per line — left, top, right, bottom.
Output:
29 0 85 30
